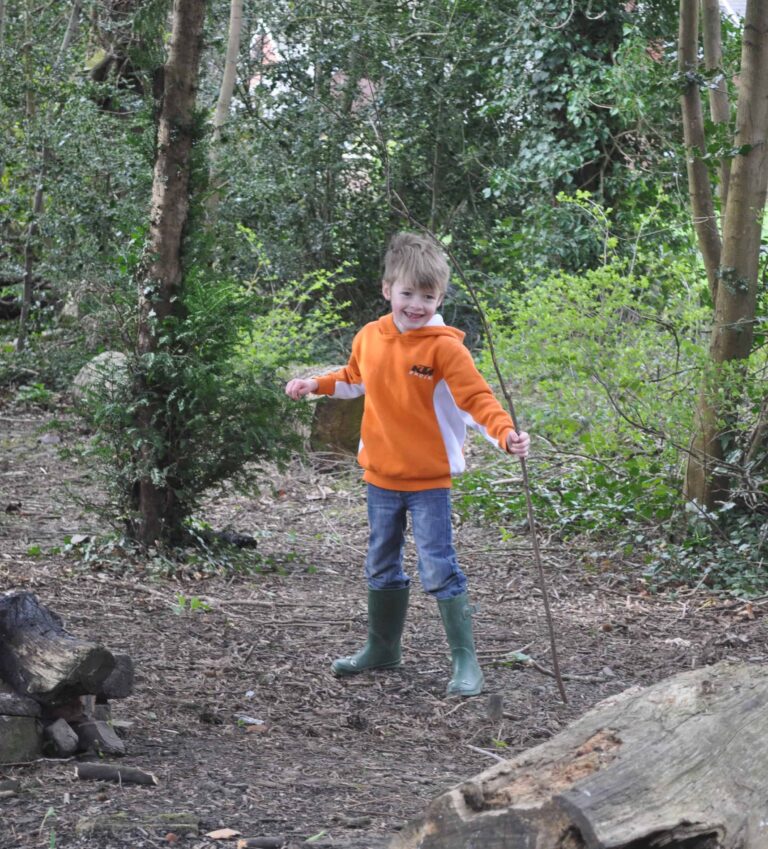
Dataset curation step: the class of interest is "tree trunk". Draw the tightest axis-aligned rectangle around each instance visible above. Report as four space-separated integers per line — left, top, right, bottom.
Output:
15 183 44 352
712 0 768 367
394 661 768 849
679 0 721 302
701 0 731 211
206 0 243 218
59 0 81 57
0 591 114 705
134 0 206 547
684 0 768 509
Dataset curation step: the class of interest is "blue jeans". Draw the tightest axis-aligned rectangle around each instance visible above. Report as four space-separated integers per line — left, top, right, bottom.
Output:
364 484 467 600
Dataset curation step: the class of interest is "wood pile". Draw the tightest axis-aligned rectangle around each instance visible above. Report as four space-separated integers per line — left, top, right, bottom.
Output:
0 590 134 763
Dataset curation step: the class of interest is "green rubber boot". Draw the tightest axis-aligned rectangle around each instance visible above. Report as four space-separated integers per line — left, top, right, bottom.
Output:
331 587 409 677
437 593 484 696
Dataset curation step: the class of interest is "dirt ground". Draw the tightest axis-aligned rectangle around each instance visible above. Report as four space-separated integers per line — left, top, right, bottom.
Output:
1 406 767 849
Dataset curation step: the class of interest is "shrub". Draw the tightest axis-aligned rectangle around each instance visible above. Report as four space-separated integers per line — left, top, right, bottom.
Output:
78 266 314 542
455 245 709 548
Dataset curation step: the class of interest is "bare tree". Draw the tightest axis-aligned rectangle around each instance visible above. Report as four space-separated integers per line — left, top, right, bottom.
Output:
206 0 243 218
680 0 768 508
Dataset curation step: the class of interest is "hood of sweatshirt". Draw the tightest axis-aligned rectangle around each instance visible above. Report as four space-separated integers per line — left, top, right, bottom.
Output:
376 313 465 342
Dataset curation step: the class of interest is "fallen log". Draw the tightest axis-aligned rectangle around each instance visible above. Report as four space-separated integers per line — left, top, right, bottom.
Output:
0 591 115 704
75 762 158 786
393 661 768 849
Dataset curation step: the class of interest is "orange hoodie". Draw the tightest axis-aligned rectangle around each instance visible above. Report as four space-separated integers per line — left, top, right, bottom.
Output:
314 314 515 491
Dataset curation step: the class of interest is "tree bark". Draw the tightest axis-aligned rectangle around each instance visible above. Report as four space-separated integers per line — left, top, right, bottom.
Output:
15 181 44 353
701 0 732 211
394 661 768 849
206 0 243 218
712 0 768 366
684 0 768 509
679 0 721 303
0 591 114 705
134 0 206 546
59 0 81 57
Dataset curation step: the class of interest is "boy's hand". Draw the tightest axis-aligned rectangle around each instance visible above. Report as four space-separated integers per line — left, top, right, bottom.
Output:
285 378 319 400
506 430 530 458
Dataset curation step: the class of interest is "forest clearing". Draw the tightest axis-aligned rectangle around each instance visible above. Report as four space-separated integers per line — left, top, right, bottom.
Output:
1 408 767 848
3 0 768 846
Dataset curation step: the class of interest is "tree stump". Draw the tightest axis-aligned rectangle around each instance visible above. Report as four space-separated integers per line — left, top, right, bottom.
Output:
393 661 768 849
309 395 364 455
0 591 115 705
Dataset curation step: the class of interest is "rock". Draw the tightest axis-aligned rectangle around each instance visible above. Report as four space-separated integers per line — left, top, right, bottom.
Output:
45 718 79 757
71 351 129 404
59 295 80 322
93 702 112 722
75 719 126 756
0 715 43 764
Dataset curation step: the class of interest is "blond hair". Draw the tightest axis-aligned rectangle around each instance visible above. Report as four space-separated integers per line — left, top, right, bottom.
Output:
382 232 450 297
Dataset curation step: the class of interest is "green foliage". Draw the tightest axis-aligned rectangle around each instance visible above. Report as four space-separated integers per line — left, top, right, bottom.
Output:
479 260 708 460
455 198 710 565
0 339 91 395
79 267 308 541
647 506 768 598
14 382 54 408
456 455 680 543
172 593 211 615
235 227 353 368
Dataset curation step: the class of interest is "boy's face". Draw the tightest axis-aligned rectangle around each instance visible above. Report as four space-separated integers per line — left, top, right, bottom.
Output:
382 280 442 333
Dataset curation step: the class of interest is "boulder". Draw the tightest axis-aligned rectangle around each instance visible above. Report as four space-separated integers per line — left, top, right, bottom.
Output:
0 715 42 764
72 351 129 404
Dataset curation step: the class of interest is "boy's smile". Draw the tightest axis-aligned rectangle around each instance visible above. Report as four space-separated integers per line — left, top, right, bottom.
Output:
383 280 442 333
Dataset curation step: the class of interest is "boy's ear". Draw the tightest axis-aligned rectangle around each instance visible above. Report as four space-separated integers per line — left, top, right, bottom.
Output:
382 282 392 301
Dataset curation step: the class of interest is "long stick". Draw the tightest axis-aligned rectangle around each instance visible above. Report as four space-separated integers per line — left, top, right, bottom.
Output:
390 192 568 704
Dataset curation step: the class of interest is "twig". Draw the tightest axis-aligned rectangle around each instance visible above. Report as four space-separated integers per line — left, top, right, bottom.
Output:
467 744 507 762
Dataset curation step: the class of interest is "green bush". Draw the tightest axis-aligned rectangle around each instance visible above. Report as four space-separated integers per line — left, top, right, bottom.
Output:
454 231 709 549
78 266 313 542
235 227 354 369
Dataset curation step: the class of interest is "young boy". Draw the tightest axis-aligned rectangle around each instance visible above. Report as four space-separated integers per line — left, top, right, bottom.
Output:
285 232 530 697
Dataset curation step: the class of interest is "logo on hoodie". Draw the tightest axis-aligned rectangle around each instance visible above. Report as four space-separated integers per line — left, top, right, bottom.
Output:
409 364 434 380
